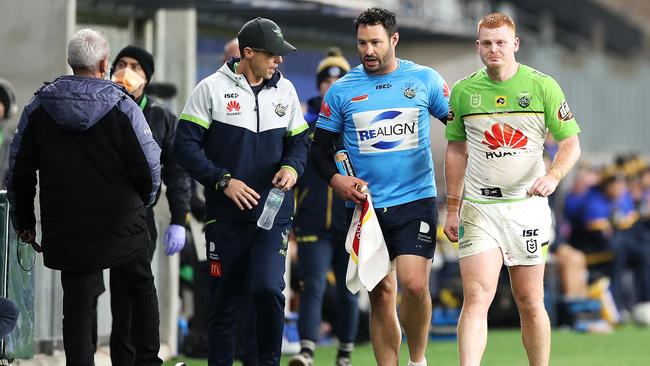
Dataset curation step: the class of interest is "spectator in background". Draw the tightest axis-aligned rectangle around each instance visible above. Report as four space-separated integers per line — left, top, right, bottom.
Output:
289 47 359 366
223 38 241 64
174 17 309 365
0 78 16 121
555 164 600 300
110 45 192 366
7 28 162 366
0 78 18 185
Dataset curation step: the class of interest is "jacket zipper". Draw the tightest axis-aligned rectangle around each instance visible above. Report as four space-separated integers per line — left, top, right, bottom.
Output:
255 92 261 208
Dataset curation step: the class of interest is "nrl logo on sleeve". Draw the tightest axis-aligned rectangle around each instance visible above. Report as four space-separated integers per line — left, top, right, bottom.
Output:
557 101 573 121
402 82 416 99
447 106 455 121
273 101 288 117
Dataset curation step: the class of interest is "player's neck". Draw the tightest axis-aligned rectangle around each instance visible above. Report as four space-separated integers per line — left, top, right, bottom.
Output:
236 61 263 87
486 62 519 82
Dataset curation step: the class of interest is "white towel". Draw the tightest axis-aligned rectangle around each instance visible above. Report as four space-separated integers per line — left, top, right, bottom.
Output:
344 193 391 293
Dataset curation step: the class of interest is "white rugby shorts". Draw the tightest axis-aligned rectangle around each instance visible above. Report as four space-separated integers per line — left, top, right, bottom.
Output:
457 197 551 266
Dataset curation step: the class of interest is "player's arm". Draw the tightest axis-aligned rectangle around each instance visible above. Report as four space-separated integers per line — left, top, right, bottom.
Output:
443 81 466 242
311 128 367 204
529 76 582 197
427 68 450 125
443 140 467 242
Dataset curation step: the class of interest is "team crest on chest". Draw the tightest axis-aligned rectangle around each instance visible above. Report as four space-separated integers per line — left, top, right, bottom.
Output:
273 101 288 117
470 93 481 107
402 82 416 99
517 92 532 108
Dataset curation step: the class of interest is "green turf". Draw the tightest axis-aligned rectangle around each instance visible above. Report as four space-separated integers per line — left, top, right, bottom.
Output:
165 325 650 365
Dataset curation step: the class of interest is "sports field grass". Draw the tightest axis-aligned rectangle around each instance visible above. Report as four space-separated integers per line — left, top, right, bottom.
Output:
165 325 649 365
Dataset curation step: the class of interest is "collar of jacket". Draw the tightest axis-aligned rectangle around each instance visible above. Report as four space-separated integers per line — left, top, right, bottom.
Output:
221 58 281 90
136 94 148 110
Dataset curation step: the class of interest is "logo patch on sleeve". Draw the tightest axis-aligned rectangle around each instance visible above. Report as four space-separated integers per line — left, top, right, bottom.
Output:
557 101 574 121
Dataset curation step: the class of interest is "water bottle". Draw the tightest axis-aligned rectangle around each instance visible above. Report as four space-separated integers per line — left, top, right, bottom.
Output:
257 188 285 230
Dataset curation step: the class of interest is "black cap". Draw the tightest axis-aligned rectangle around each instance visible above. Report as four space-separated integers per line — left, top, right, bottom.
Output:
111 45 155 84
238 17 296 56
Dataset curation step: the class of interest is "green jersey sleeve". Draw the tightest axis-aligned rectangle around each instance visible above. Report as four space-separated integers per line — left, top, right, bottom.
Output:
445 82 467 141
542 76 580 141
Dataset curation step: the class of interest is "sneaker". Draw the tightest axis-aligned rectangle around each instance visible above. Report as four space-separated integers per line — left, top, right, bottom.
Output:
336 357 352 366
288 352 314 366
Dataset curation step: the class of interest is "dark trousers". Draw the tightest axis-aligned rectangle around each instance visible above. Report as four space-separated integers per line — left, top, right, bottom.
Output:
612 224 650 310
206 220 290 366
0 297 19 338
110 211 157 366
62 250 161 366
296 235 359 343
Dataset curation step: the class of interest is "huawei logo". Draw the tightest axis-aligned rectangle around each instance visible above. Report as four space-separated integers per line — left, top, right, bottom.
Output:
320 101 331 117
442 81 450 98
482 123 527 150
226 100 241 113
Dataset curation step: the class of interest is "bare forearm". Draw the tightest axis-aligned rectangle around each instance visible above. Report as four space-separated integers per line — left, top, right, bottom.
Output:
445 141 468 211
548 135 581 181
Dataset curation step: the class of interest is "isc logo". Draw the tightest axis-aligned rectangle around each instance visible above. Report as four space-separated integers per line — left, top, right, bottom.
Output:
376 83 392 90
522 229 539 237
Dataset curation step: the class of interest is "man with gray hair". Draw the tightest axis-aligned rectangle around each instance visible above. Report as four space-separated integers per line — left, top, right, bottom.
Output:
7 28 163 365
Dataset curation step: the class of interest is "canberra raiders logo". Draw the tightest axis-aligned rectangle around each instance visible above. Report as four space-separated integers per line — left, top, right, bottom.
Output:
273 102 288 117
517 93 532 108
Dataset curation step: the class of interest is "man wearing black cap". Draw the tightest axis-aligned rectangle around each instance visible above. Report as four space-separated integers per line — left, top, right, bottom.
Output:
174 17 309 366
110 45 192 366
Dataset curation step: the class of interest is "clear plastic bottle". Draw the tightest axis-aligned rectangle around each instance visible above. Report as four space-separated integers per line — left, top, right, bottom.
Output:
257 188 285 230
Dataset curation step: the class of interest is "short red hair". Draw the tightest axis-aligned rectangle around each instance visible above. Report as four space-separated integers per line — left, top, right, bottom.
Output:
477 13 516 34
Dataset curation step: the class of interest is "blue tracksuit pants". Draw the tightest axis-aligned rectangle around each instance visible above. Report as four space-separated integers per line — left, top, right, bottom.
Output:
206 220 291 366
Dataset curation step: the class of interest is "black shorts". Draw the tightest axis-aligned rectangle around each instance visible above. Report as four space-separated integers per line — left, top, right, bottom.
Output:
348 197 437 260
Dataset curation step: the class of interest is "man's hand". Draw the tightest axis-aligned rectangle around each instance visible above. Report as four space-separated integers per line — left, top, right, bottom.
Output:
272 167 298 191
224 178 260 210
163 224 186 256
443 211 460 242
527 171 560 197
330 174 369 204
16 229 42 253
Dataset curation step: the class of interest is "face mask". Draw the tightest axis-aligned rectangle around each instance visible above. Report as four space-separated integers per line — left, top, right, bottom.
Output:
111 67 146 94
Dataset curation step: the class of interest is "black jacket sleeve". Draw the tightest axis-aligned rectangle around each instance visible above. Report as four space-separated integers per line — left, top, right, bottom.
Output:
310 127 340 184
159 108 191 225
280 129 310 177
7 107 39 231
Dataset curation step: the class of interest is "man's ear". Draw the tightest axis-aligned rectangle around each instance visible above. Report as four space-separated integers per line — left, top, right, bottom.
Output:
391 32 400 48
242 47 255 60
99 58 109 74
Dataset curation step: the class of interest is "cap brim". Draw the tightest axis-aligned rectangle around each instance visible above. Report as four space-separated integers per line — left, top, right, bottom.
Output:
269 41 296 56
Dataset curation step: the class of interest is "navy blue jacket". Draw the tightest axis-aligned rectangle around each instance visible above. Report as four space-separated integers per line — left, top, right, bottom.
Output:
7 76 161 271
174 61 309 223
